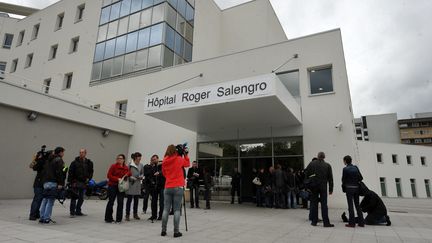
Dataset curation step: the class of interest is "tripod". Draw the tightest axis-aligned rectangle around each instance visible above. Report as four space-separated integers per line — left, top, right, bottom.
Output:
183 187 188 231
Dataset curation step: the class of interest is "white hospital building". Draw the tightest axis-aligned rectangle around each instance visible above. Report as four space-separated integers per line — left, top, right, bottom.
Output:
0 0 431 206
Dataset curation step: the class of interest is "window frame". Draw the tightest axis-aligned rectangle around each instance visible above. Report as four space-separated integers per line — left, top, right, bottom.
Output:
25 53 33 68
75 4 86 22
31 24 40 40
17 31 25 46
376 153 383 163
70 37 80 53
10 59 18 72
55 13 65 31
308 65 334 96
49 44 58 60
63 73 73 90
3 33 14 49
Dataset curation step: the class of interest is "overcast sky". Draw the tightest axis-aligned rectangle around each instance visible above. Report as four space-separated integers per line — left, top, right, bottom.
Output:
3 0 432 118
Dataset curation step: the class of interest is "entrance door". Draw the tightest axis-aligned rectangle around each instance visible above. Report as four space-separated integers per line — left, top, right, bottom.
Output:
240 158 272 202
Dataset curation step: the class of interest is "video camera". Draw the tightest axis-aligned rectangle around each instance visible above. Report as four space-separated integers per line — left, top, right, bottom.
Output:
30 145 52 169
176 143 189 156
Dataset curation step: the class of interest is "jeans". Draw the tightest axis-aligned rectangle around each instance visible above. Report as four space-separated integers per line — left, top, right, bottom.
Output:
30 187 44 219
162 187 183 233
189 185 199 207
287 190 297 209
346 192 364 225
105 186 125 222
310 185 330 225
126 195 140 215
40 182 57 222
274 189 285 208
158 188 164 218
70 188 85 215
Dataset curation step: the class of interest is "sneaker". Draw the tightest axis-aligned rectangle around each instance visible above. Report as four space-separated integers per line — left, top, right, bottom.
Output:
323 224 335 228
29 216 38 221
311 222 317 226
114 221 121 224
345 224 355 228
105 220 114 223
161 231 167 237
173 232 183 238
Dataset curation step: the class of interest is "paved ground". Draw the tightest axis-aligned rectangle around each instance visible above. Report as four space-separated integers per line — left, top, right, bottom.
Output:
0 199 432 243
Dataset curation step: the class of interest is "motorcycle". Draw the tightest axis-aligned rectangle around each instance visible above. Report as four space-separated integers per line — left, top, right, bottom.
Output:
85 179 108 200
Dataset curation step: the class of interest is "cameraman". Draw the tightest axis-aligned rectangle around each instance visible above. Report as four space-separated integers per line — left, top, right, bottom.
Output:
187 161 202 208
68 148 94 217
161 144 190 238
29 147 52 221
144 155 160 221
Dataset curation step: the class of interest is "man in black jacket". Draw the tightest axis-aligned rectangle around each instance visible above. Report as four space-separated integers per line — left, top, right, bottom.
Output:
231 168 242 204
187 161 202 208
68 149 94 217
305 152 334 227
144 155 160 221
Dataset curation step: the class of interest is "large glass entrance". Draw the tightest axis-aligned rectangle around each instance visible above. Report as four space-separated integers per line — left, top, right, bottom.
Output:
197 137 303 202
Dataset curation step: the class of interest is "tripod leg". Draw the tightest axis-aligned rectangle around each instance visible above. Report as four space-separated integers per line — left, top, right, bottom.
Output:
183 188 188 231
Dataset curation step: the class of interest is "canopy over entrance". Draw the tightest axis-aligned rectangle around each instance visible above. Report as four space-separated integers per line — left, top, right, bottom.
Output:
144 74 302 133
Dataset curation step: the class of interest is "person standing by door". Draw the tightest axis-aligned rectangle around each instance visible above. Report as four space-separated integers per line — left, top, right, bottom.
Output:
231 167 242 204
187 161 202 208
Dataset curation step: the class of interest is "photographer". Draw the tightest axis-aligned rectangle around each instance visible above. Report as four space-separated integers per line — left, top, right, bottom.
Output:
29 146 52 221
39 147 66 224
186 161 202 208
144 155 161 221
161 144 190 238
68 149 94 217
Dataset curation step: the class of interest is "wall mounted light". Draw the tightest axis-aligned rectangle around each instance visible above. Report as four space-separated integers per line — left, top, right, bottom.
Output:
27 111 38 121
102 129 110 137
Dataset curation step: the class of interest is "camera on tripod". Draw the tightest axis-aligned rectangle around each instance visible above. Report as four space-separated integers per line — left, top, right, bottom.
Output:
176 143 189 156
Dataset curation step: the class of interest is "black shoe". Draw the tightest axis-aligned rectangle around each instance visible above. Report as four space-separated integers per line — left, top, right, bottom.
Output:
161 231 166 236
190 205 194 208
105 220 114 223
76 212 87 216
311 222 317 226
206 206 211 209
231 201 234 204
196 206 200 209
70 214 76 218
173 232 183 238
29 216 38 221
385 215 391 226
323 224 334 228
341 212 348 222
157 216 162 220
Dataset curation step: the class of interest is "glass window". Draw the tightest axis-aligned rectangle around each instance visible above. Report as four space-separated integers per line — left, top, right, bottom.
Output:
100 6 111 25
137 27 150 49
104 39 116 59
25 53 33 68
174 32 184 56
421 156 426 166
185 22 193 43
117 17 129 36
116 100 128 117
184 40 192 62
128 12 141 32
91 62 102 80
107 20 119 39
120 0 131 17
150 23 163 46
168 0 177 8
380 177 387 197
135 49 148 70
31 24 40 40
123 52 136 73
11 59 18 72
240 139 272 157
185 3 194 23
3 33 13 48
392 154 398 164
109 2 121 21
49 44 58 60
425 179 431 198
112 56 124 76
152 3 165 24
70 37 80 53
17 31 24 46
140 8 152 28
147 45 162 68
273 137 303 156
165 25 175 50
63 73 73 89
0 62 6 79
407 155 412 165
395 178 402 197
115 35 127 56
176 15 186 36
410 179 417 197
198 142 238 158
43 78 51 94
154 0 164 4
101 59 113 79
166 4 177 28
56 13 64 30
277 71 300 97
177 0 187 18
126 31 138 53
142 0 153 9
309 67 333 94
174 54 183 65
376 153 383 163
163 46 174 67
97 24 108 42
94 42 106 62
131 0 142 13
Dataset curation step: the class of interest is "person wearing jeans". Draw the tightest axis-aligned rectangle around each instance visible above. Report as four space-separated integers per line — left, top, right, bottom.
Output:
125 152 144 221
342 155 365 227
161 144 190 238
39 182 58 223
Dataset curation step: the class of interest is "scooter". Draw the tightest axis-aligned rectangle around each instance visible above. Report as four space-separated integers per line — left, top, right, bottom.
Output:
85 179 108 200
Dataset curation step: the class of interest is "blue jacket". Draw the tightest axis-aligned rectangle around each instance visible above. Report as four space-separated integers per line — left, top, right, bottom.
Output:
342 164 363 193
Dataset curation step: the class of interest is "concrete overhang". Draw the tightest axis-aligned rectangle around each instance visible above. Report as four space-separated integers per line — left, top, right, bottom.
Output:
0 2 39 16
144 74 302 133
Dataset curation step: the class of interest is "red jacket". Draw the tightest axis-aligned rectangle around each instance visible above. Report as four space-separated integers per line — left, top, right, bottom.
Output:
107 163 131 187
162 154 190 188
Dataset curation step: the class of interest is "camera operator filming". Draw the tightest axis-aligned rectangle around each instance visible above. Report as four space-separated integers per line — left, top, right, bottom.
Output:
160 144 190 238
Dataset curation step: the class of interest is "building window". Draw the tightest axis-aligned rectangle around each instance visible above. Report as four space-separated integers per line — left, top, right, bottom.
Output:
414 139 422 144
399 123 408 128
410 179 417 198
10 59 18 72
406 155 412 165
424 138 432 143
63 73 73 89
76 4 85 22
25 53 33 68
395 178 402 197
49 44 58 60
3 33 13 49
309 66 333 95
376 153 383 163
0 62 6 79
70 37 79 53
56 13 65 30
43 78 51 94
17 31 25 46
402 139 411 144
425 179 431 198
412 122 420 127
31 24 40 40
116 100 127 117
380 177 387 197
421 156 426 166
420 122 429 127
392 154 398 164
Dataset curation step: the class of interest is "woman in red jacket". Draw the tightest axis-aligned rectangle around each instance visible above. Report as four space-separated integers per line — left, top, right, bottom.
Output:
104 154 131 223
161 145 190 238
